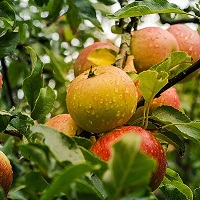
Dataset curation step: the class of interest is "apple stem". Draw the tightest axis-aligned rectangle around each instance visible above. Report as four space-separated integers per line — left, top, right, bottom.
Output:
137 59 200 108
87 66 96 78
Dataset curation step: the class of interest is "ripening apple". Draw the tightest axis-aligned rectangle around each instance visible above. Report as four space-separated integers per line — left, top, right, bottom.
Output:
66 65 138 134
151 87 180 110
130 27 179 73
45 114 83 136
0 151 13 196
0 73 2 91
91 126 167 191
167 24 200 64
74 42 118 77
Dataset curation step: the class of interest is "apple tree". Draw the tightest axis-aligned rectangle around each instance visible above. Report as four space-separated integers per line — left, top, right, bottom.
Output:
0 0 200 199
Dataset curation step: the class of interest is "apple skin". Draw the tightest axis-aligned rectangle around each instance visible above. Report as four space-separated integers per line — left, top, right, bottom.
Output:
0 73 2 91
167 24 200 64
45 114 83 136
74 42 118 77
91 126 167 191
151 87 180 110
0 151 13 196
130 27 179 73
66 65 138 134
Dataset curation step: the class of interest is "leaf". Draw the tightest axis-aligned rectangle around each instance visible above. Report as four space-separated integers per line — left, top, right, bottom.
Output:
79 146 108 178
155 130 185 157
0 110 12 132
97 0 116 6
161 168 193 200
194 188 200 200
30 125 85 163
151 51 192 79
22 46 44 110
102 134 156 199
138 70 168 102
0 1 16 27
151 106 200 143
67 0 103 32
0 31 19 59
108 0 186 19
40 163 97 200
87 48 117 66
31 86 56 120
74 179 104 200
42 45 67 83
19 144 50 173
34 0 50 7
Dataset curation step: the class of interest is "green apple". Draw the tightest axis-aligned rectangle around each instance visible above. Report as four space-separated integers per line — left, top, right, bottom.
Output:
45 114 83 136
0 151 13 196
74 42 118 77
91 126 167 191
66 65 138 133
130 27 179 73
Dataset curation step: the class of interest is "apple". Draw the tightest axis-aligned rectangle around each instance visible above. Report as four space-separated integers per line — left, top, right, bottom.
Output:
90 126 167 191
74 42 118 77
0 151 13 196
0 73 2 91
167 24 200 64
130 27 179 73
151 87 180 110
45 114 83 136
66 65 138 134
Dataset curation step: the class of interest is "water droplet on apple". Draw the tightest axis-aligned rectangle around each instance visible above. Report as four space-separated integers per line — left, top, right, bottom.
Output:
116 110 121 117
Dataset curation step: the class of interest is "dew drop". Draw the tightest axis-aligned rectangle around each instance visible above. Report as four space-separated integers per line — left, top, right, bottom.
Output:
116 110 121 117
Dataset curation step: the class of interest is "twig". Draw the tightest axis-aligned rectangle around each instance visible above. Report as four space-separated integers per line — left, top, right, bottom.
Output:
1 58 15 107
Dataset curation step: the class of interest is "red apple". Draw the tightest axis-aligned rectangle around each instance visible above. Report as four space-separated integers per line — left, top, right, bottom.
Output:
66 65 138 134
0 151 13 196
130 27 179 73
74 42 118 77
151 87 180 110
45 114 83 136
167 24 200 64
91 126 167 191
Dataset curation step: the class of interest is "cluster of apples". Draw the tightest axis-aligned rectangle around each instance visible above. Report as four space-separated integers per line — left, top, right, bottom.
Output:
45 24 200 191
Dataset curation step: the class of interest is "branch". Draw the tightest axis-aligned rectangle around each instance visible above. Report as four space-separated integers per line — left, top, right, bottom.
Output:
1 58 15 107
137 59 200 107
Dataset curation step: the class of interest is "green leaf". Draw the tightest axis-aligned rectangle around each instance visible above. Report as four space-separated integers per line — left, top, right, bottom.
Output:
194 188 200 200
30 125 85 163
0 1 16 27
0 110 12 132
97 0 116 6
74 179 104 200
34 0 50 7
0 31 19 59
79 146 108 178
31 86 56 120
67 0 103 32
19 144 50 173
151 106 200 143
9 111 34 134
108 0 186 19
22 46 44 110
138 70 168 102
155 130 185 157
40 163 97 200
42 45 67 83
45 0 64 21
102 133 156 199
151 51 192 79
0 188 6 200
161 168 193 200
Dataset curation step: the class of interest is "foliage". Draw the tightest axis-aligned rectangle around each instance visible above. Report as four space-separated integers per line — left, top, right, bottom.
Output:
0 0 200 199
